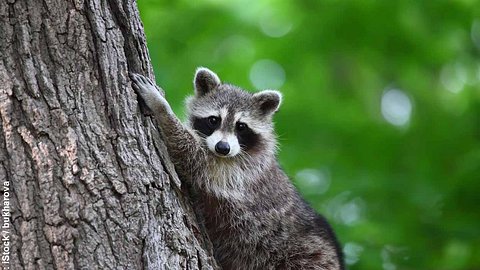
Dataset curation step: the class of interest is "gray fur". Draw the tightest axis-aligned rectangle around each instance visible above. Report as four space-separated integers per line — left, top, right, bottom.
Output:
130 69 344 270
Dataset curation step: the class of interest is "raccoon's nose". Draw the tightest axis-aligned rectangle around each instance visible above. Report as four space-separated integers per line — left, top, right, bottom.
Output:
215 141 230 156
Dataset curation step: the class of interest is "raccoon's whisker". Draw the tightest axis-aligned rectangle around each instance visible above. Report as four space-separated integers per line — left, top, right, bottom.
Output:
239 148 251 158
238 149 254 164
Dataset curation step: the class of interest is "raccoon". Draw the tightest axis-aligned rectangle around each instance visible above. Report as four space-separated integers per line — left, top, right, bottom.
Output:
130 68 344 270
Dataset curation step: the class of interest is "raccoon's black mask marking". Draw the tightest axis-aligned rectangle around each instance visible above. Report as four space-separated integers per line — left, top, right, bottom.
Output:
192 117 220 137
235 122 260 152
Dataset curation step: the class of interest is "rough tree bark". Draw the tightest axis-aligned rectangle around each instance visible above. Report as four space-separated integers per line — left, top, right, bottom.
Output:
0 0 218 269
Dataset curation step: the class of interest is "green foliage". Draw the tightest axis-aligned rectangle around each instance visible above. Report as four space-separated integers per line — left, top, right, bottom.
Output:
138 1 480 269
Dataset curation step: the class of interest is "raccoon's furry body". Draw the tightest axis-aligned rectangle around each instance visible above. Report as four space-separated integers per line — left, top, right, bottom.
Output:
130 68 344 270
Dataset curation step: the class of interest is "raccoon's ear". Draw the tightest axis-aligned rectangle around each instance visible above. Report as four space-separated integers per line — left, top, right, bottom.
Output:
252 90 282 116
194 67 221 96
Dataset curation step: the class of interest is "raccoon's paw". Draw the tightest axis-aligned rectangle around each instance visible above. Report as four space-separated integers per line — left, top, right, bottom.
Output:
129 73 173 115
130 73 163 98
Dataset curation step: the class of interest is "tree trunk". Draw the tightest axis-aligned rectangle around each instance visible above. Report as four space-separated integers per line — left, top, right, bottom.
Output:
0 0 218 269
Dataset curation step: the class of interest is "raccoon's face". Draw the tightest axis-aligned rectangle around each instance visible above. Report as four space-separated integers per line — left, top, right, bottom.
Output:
186 67 282 158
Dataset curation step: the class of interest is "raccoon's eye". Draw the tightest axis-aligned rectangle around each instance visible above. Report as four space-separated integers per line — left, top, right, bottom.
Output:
207 116 220 128
236 122 248 132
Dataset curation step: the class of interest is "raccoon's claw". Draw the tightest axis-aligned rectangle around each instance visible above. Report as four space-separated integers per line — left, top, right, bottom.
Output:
130 73 149 92
130 72 165 96
129 72 173 115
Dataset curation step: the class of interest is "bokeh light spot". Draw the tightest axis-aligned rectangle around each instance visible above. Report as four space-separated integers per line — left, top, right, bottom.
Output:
249 59 285 89
339 198 363 225
381 89 412 127
295 168 331 195
326 192 365 226
381 245 409 270
214 35 255 62
344 242 364 265
443 241 471 269
440 62 468 93
259 14 293 38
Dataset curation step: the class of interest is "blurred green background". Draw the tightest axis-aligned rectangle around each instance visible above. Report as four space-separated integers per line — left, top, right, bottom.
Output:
137 1 480 269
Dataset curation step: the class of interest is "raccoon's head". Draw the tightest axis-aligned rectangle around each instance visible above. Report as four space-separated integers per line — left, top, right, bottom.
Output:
186 67 282 159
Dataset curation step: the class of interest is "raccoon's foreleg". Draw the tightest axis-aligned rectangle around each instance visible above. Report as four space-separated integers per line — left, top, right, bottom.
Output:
130 73 205 179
